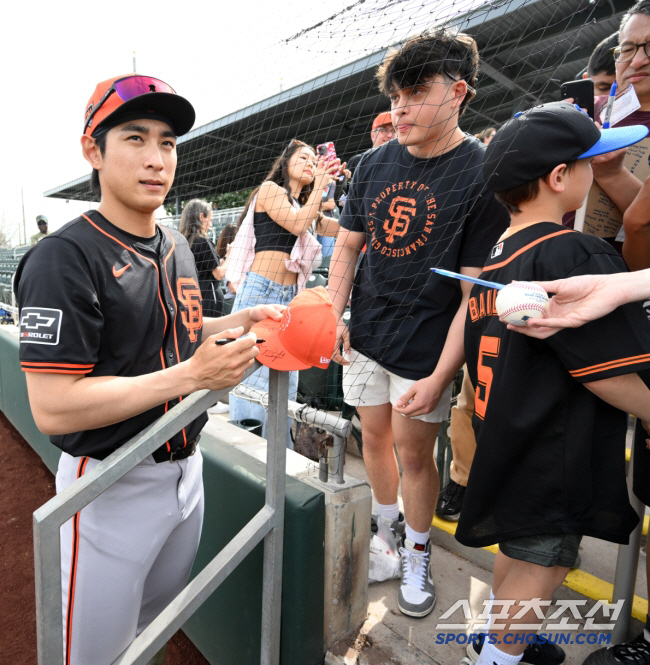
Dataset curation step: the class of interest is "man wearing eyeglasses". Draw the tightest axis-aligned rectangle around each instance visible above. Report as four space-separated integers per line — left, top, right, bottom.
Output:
345 112 397 176
573 4 650 665
14 74 280 665
581 2 650 258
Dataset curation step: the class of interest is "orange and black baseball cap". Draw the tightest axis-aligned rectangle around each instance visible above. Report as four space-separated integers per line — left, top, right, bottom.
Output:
372 112 393 131
250 286 337 371
83 74 195 137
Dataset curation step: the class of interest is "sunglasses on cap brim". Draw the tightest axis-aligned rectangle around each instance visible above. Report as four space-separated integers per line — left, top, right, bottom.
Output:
84 76 176 134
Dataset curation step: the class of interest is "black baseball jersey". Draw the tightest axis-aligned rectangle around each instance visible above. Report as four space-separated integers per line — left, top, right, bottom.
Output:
456 223 650 548
14 210 207 462
339 136 509 380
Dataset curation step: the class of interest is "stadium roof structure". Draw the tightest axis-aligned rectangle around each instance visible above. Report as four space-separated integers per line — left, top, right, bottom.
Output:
46 0 633 204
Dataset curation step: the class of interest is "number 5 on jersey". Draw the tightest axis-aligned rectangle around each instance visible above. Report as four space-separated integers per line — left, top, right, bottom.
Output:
475 336 500 419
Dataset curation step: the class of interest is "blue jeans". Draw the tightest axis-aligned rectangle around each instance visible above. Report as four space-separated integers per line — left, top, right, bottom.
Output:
317 234 336 258
229 272 298 447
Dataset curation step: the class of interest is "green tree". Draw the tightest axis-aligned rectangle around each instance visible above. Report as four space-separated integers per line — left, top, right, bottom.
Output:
164 187 254 217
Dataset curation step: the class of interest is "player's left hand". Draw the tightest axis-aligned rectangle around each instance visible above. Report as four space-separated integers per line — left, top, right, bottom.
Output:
393 376 441 417
248 304 285 325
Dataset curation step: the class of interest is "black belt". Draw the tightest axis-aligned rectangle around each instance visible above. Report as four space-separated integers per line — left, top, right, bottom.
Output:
154 435 200 463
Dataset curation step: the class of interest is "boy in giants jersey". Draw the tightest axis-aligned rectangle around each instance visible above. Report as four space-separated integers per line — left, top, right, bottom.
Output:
14 75 281 665
456 103 650 665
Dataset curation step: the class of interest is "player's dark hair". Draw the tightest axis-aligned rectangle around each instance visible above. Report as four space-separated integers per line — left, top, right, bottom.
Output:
216 223 237 259
620 0 650 38
237 140 315 228
587 33 618 77
495 162 578 214
90 132 108 199
179 199 212 249
376 28 479 117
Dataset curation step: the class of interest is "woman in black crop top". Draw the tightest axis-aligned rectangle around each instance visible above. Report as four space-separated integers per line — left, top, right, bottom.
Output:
229 140 347 445
244 139 343 286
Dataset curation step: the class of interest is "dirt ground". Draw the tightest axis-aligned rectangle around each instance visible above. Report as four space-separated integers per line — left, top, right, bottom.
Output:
0 411 208 665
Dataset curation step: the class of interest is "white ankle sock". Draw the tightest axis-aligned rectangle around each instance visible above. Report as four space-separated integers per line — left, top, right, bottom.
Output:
476 641 522 665
405 523 429 545
374 501 400 522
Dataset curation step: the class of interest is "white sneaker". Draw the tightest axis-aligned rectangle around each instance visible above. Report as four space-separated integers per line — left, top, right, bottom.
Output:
208 402 230 415
397 537 436 617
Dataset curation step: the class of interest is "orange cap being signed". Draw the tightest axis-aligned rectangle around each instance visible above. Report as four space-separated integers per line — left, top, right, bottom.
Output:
251 286 337 371
372 111 393 131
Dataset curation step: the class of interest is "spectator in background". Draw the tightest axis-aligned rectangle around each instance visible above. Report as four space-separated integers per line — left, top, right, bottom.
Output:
563 3 650 243
179 199 225 317
318 180 340 259
216 223 237 299
346 112 396 173
587 2 650 224
30 215 48 245
474 127 496 145
216 223 236 259
583 32 617 95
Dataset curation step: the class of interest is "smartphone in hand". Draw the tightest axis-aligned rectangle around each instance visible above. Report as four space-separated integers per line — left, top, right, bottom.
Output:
560 79 595 119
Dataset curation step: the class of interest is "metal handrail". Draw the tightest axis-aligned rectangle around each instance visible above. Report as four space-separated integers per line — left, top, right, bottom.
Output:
34 362 289 665
232 384 351 484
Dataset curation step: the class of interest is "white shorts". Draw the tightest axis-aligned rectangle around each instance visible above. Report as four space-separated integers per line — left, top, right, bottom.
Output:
342 348 453 423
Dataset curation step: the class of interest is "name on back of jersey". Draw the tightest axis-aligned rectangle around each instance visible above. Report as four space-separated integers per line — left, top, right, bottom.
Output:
468 289 499 322
19 307 62 345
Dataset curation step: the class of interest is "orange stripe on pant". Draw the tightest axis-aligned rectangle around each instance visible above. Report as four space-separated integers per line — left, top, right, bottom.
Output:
65 457 88 665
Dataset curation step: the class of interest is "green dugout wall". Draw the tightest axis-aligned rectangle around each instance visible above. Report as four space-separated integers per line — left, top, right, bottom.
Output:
0 328 325 665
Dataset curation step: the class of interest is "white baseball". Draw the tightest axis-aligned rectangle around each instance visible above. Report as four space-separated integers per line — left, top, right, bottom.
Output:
495 281 549 326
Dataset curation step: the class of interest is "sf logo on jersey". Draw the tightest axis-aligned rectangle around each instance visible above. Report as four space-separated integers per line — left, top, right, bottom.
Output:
176 278 203 343
19 307 62 345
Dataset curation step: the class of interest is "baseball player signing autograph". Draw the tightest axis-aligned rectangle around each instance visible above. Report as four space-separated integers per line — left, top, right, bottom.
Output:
14 75 282 665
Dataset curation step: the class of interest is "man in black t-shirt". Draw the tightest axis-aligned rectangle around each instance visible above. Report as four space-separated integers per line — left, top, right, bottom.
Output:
327 29 509 618
15 75 280 665
458 102 650 665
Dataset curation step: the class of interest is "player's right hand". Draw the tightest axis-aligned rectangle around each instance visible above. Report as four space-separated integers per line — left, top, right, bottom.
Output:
189 327 259 391
331 321 350 365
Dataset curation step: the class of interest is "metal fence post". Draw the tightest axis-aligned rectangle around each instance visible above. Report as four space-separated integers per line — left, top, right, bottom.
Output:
612 420 645 644
330 434 345 484
260 369 289 665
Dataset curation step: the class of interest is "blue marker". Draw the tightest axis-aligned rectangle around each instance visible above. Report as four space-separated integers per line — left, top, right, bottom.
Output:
603 82 618 129
432 268 505 290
